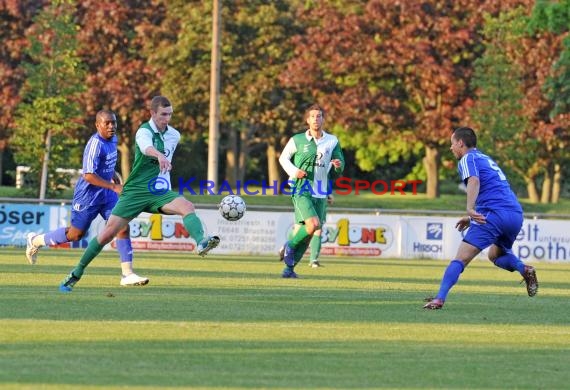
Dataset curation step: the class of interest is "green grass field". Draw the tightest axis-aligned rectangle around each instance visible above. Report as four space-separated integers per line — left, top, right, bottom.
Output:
1 249 569 389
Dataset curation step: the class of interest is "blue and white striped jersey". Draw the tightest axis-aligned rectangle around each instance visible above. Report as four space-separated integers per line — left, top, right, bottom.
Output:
458 149 522 213
73 133 118 207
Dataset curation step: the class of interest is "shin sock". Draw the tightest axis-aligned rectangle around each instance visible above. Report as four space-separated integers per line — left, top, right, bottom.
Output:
183 213 205 244
289 225 310 249
116 238 134 276
310 234 322 262
494 252 525 274
435 260 465 301
71 238 104 278
293 236 311 265
34 227 68 247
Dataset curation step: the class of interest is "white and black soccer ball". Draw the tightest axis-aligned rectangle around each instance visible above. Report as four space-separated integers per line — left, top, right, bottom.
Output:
219 195 246 221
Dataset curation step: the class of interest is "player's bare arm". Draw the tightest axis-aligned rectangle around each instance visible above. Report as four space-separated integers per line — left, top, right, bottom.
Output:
144 146 172 173
83 172 122 194
465 176 485 224
295 169 307 179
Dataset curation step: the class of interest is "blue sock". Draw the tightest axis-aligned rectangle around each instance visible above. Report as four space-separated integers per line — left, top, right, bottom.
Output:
435 260 465 301
43 227 68 245
116 238 133 262
494 252 525 274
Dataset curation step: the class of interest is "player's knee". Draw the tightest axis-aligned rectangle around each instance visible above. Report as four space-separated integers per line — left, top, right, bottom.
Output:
99 225 123 245
66 230 85 241
175 200 195 215
305 219 321 235
116 226 130 239
487 246 502 263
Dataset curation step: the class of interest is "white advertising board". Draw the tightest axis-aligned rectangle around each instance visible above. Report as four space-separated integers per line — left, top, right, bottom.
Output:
113 211 401 258
401 216 460 260
5 204 570 262
400 216 570 262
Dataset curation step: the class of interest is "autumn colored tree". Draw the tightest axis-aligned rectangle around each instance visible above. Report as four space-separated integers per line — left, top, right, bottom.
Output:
372 0 498 199
74 0 165 180
531 0 570 116
284 0 534 198
526 0 570 203
283 0 483 198
12 0 84 198
281 1 423 180
0 0 46 185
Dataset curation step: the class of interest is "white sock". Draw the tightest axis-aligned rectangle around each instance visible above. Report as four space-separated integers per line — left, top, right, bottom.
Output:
31 234 46 247
121 262 134 277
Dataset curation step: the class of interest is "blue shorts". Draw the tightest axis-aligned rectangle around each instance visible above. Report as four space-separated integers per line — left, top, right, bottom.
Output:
71 194 118 232
463 209 523 252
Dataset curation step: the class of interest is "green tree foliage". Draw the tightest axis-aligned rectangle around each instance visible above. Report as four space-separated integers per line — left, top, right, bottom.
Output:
523 0 570 203
11 0 84 197
146 0 301 185
530 0 570 116
470 9 530 193
140 0 222 183
471 0 569 204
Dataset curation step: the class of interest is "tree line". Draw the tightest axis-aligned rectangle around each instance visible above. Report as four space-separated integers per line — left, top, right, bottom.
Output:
0 0 568 202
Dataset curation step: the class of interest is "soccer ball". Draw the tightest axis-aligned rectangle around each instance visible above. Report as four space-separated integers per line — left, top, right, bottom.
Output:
219 195 246 221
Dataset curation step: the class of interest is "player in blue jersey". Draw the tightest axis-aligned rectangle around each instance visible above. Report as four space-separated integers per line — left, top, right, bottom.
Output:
424 127 538 309
25 110 148 287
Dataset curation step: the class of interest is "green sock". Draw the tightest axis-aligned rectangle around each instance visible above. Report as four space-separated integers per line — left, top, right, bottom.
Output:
294 237 311 265
183 213 204 243
310 234 322 262
287 225 297 241
72 238 104 278
290 225 310 248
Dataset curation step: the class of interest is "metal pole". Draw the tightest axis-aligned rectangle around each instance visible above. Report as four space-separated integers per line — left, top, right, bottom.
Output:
39 130 52 202
207 0 221 190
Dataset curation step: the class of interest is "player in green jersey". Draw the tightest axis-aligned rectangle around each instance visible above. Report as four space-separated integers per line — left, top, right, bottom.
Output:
279 186 334 268
59 96 220 292
278 104 344 278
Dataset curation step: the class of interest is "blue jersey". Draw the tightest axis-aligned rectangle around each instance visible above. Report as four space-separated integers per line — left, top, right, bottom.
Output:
73 133 118 207
458 149 522 214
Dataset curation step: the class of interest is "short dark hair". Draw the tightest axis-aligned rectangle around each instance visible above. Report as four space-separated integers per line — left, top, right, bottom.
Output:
95 109 116 123
453 126 477 148
150 96 172 112
304 103 326 121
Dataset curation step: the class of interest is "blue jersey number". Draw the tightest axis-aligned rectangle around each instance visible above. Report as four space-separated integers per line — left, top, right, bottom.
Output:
486 158 507 181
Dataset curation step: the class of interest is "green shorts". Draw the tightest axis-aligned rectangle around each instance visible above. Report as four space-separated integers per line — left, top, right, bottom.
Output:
292 196 327 225
112 187 180 219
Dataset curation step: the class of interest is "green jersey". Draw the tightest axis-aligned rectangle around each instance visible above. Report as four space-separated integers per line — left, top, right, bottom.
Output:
279 130 344 198
111 120 181 219
123 120 180 192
